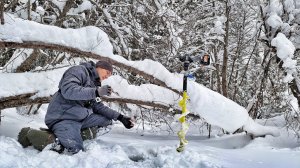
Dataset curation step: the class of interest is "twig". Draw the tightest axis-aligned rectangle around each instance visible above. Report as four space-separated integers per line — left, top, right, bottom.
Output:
0 1 5 24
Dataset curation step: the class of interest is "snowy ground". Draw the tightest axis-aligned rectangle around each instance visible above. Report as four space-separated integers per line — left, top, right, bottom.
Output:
0 107 299 168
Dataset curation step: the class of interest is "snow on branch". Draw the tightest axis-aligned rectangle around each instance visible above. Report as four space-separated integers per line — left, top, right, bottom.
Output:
0 41 180 94
271 33 296 83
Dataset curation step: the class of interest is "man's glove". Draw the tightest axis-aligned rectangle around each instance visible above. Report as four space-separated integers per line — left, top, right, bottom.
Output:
97 85 112 97
117 114 134 129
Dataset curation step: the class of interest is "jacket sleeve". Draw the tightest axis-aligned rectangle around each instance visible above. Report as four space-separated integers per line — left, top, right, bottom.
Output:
92 101 120 120
59 66 97 100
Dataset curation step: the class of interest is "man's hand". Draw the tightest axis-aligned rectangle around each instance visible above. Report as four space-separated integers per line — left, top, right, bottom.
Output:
97 85 112 96
117 114 135 129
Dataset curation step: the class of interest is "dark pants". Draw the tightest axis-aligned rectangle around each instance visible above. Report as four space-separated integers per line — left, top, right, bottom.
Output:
51 113 112 153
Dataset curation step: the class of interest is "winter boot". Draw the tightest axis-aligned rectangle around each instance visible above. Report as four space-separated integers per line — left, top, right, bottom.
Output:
26 128 56 151
17 127 55 151
18 125 112 152
18 127 31 148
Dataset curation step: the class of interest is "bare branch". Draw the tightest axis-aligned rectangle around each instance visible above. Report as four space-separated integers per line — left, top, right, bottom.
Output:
4 0 18 12
55 0 74 27
0 94 199 119
0 1 4 25
0 93 49 110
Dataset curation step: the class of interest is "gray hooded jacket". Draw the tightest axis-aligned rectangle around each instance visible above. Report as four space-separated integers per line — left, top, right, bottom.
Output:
45 61 120 129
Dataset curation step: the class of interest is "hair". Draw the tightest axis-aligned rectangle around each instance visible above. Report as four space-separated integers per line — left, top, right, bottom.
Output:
96 61 113 72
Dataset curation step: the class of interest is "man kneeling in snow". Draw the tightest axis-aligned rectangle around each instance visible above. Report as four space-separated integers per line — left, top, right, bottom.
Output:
19 61 134 154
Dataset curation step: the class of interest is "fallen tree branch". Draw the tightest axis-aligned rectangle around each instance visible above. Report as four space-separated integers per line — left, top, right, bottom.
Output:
0 94 50 110
0 41 181 95
0 93 199 119
0 92 37 104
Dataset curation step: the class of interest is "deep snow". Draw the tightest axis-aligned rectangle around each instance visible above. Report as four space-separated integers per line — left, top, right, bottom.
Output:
0 107 299 168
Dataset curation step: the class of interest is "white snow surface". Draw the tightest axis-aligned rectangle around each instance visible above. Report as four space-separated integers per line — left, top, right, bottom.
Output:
0 13 280 136
0 109 299 168
187 82 247 132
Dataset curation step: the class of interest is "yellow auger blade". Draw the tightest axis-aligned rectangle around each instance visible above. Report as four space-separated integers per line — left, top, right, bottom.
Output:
177 91 190 152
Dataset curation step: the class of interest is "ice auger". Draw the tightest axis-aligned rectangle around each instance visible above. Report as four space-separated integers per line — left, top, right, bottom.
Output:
176 51 210 152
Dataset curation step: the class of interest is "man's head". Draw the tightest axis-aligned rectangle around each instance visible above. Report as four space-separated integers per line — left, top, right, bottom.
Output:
96 61 113 81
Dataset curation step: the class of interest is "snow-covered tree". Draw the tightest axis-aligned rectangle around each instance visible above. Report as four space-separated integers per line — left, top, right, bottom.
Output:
257 0 300 136
0 0 290 138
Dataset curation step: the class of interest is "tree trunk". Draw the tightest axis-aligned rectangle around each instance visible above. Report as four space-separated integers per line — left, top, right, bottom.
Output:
15 49 40 72
27 0 31 20
213 46 222 93
221 1 230 97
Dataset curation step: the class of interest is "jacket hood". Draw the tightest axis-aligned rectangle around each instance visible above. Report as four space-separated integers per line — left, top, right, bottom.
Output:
80 61 101 86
